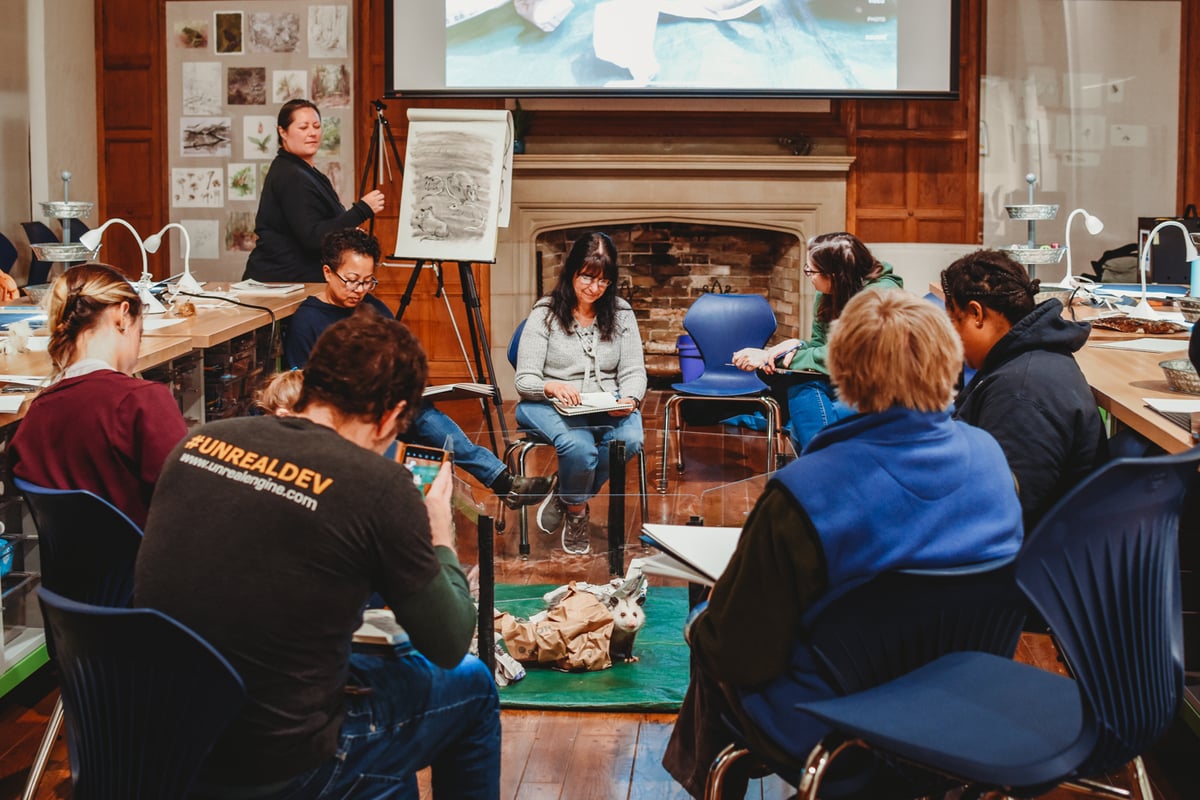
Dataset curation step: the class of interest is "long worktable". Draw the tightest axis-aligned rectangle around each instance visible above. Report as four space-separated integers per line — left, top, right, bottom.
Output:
1075 340 1196 454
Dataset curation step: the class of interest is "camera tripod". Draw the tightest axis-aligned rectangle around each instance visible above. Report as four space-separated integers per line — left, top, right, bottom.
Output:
358 99 405 236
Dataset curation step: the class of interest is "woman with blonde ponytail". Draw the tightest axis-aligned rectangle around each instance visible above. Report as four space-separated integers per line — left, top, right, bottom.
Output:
10 263 188 527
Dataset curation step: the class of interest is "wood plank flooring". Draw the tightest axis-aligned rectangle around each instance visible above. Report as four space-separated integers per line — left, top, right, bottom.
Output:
2 390 1197 799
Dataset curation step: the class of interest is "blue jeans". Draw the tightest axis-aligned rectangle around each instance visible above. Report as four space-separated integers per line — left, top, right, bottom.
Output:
784 378 854 452
514 401 643 506
261 647 500 799
407 402 506 488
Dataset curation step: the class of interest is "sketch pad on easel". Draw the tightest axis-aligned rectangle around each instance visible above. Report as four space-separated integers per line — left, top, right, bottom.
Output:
394 108 513 263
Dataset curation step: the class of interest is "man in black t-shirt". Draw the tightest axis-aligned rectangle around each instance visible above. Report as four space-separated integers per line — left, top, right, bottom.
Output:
136 312 500 798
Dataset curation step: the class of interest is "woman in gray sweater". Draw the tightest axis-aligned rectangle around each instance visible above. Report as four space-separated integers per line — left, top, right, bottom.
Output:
515 232 647 555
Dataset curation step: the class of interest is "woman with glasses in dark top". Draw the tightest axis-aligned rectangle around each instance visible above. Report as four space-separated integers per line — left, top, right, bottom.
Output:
731 232 903 449
243 98 385 283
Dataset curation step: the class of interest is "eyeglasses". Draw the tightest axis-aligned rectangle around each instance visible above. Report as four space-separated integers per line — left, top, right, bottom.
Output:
802 267 823 277
331 272 378 291
577 274 612 290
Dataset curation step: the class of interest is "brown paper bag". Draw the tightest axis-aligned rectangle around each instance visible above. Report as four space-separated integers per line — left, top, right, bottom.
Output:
494 582 615 671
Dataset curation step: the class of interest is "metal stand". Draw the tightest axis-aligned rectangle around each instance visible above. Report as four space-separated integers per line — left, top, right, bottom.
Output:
358 99 404 236
394 258 509 454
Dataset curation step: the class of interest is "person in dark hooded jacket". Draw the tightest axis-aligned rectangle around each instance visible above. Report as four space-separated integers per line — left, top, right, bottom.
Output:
941 249 1108 529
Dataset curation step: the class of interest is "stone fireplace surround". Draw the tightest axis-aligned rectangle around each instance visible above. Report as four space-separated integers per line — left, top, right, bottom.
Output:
488 151 854 389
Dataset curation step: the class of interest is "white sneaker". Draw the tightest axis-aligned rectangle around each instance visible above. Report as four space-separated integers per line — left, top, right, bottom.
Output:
536 493 565 535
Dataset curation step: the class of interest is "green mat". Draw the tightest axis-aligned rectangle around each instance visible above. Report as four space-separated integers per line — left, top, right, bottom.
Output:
493 584 691 711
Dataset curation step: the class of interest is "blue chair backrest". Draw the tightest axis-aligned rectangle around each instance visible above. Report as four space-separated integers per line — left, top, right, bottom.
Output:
38 587 246 800
683 293 777 372
1015 445 1200 776
508 318 528 369
0 232 18 274
809 559 1025 695
14 478 143 612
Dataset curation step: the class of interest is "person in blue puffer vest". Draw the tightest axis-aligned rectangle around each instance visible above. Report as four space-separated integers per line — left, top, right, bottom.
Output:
663 289 1023 799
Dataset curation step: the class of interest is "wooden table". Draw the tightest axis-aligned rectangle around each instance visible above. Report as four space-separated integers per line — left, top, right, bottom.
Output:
1075 342 1196 454
139 284 320 348
0 335 194 425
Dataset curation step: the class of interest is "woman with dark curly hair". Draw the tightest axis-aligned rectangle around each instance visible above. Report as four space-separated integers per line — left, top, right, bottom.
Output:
514 231 647 555
10 263 188 527
941 248 1107 528
732 232 903 449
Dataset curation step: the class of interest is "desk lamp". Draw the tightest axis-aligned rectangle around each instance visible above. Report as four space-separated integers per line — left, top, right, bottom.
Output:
1063 207 1104 287
143 222 202 294
1134 219 1199 318
78 218 167 314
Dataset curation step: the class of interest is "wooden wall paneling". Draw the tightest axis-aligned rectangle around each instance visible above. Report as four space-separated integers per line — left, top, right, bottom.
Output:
95 0 165 279
1180 0 1200 209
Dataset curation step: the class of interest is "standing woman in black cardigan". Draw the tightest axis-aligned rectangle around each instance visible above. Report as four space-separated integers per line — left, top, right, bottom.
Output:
243 99 385 283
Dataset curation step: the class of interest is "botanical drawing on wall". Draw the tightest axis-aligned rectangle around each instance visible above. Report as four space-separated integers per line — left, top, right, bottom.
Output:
225 212 257 251
273 69 307 103
308 5 348 58
227 67 267 105
311 64 350 106
248 12 300 53
228 163 258 200
181 219 220 260
182 62 221 115
180 117 233 157
318 115 342 156
395 110 513 262
174 20 209 49
172 167 224 208
214 12 243 54
322 162 345 204
243 115 277 160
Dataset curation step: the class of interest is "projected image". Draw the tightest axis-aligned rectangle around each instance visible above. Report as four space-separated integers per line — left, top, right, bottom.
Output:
445 0 899 92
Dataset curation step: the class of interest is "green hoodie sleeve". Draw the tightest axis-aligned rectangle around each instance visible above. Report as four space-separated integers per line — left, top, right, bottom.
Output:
785 262 904 374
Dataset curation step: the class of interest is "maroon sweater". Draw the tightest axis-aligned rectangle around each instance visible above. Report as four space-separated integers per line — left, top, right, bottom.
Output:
10 370 188 528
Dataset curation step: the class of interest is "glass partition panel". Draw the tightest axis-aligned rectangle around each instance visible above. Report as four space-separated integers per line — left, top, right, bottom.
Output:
982 1 1181 277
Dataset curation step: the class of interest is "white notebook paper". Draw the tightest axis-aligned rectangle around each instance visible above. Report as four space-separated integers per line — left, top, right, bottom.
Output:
1091 338 1190 354
639 524 742 585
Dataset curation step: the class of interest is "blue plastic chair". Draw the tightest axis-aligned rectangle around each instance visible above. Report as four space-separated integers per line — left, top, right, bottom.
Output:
21 221 60 286
14 478 144 800
792 445 1200 800
659 293 783 492
37 587 246 800
704 558 1027 799
504 318 648 558
0 231 18 274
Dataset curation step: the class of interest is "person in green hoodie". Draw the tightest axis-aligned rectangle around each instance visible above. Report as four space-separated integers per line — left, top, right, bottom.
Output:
732 232 903 449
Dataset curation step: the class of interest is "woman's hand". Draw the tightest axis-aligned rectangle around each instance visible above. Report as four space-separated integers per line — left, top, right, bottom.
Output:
0 273 18 302
607 397 638 418
361 189 386 215
424 461 455 550
732 347 770 372
543 381 580 406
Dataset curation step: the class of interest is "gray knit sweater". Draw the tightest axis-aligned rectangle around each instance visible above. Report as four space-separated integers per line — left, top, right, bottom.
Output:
514 298 647 403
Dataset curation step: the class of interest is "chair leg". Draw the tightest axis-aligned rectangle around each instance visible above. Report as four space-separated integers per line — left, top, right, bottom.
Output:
637 451 649 524
704 743 754 800
658 394 686 493
21 696 63 800
795 737 863 800
504 440 540 559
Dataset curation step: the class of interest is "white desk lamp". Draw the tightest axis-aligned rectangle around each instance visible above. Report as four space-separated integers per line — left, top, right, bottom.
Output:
78 218 167 314
143 222 203 294
1134 219 1200 318
1062 207 1104 288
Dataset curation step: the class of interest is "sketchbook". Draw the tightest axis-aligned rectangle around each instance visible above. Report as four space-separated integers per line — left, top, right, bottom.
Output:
353 608 410 646
230 279 305 295
639 524 742 586
552 392 626 416
423 382 496 400
1091 338 1191 354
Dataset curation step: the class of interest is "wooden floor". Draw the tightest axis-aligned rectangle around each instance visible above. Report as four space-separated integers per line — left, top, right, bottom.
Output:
2 390 1198 799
